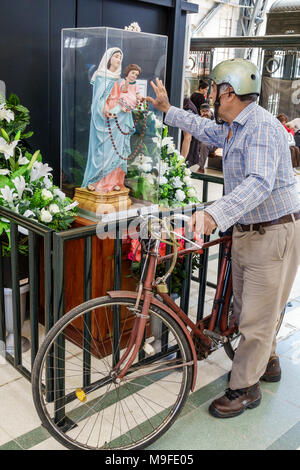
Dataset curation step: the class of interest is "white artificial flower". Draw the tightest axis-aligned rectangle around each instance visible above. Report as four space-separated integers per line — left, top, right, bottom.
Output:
159 176 168 185
140 162 152 172
12 175 26 198
175 189 186 202
48 203 60 214
183 175 192 185
187 187 197 197
53 188 66 200
152 136 161 146
23 209 36 218
0 169 10 175
18 154 30 165
64 201 79 211
40 208 52 223
158 162 169 177
41 188 53 200
30 161 53 182
0 137 18 160
184 168 192 176
172 176 183 188
0 103 14 123
125 22 141 32
43 176 53 189
0 186 16 203
177 154 185 161
161 137 174 147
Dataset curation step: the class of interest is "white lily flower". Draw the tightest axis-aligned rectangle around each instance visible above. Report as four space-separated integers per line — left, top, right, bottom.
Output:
43 176 53 189
23 209 36 218
18 154 30 165
0 103 14 123
0 137 19 160
40 208 52 223
64 201 79 211
175 189 186 202
30 161 53 182
0 185 17 203
12 175 26 198
0 169 10 175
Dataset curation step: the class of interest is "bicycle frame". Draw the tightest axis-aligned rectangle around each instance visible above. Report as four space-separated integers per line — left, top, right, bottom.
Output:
108 234 233 392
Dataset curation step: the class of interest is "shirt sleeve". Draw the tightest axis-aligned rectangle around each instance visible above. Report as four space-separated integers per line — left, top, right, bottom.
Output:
165 106 227 148
205 122 280 232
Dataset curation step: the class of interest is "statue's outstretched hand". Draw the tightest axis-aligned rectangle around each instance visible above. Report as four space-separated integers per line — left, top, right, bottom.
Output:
145 78 171 113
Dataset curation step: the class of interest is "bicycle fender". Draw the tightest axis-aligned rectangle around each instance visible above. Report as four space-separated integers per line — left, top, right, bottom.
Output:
107 290 198 392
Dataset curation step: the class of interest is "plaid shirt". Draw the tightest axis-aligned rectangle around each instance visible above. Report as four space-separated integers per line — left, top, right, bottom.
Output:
165 103 300 232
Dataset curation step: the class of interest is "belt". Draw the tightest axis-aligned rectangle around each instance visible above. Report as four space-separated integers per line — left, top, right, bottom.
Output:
235 211 300 233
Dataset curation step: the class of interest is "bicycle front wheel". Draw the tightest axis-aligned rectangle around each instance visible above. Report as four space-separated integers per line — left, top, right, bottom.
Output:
32 296 193 450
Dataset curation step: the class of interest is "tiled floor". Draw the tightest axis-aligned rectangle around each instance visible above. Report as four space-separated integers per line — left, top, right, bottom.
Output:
0 169 299 451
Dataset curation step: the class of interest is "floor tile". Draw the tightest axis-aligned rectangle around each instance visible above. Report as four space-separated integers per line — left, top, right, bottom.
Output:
0 364 23 387
15 427 50 450
0 440 23 450
30 436 67 450
149 381 300 450
267 421 300 450
0 425 13 446
0 377 42 439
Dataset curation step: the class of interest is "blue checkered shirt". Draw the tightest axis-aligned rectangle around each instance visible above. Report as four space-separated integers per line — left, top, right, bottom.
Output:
165 103 300 232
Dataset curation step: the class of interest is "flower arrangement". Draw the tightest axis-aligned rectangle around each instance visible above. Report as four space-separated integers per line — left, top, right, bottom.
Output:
157 126 199 208
124 22 141 32
0 93 78 254
127 111 199 209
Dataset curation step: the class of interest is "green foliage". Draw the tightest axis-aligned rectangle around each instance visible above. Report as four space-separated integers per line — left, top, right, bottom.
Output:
0 94 79 255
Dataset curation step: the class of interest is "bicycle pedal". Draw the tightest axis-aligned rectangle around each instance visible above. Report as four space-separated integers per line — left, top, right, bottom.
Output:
203 329 228 343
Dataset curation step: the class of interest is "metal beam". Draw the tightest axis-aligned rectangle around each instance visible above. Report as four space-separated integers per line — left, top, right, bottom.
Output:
136 0 198 12
190 34 300 50
192 4 223 35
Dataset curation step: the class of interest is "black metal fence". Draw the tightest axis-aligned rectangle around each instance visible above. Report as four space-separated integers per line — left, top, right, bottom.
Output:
0 172 225 382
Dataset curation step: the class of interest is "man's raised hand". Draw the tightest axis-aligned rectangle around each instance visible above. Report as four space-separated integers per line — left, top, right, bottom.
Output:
145 78 171 113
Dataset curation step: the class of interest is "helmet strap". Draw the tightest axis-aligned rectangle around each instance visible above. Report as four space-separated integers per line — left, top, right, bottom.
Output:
214 85 225 125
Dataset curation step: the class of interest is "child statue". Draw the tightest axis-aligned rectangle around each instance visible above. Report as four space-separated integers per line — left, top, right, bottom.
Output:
82 48 140 193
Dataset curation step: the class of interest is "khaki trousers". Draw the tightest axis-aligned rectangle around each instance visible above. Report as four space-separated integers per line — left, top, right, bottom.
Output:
229 217 300 390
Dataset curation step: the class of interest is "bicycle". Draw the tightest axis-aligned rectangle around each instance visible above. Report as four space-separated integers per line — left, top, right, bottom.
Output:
32 214 285 450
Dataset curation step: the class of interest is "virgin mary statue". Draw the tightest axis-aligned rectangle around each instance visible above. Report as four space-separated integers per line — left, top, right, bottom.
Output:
82 47 135 192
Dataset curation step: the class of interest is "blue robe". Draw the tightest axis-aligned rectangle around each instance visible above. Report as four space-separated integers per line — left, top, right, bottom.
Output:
82 75 134 187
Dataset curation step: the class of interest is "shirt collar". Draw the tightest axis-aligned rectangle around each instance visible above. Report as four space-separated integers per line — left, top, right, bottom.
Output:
232 101 257 126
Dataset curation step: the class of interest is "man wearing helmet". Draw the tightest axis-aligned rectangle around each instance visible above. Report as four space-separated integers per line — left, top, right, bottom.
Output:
147 58 300 419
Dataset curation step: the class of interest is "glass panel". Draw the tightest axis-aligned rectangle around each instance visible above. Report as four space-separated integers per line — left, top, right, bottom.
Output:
61 27 167 220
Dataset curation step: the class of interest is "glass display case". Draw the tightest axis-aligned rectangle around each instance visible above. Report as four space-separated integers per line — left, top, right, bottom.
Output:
61 27 168 219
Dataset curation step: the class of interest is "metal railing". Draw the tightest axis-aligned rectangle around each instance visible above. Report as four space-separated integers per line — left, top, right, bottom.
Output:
0 174 225 382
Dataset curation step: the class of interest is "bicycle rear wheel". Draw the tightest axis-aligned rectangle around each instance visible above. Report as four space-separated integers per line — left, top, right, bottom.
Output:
32 296 193 450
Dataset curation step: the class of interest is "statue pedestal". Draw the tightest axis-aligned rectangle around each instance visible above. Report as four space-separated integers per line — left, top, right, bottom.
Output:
74 187 131 215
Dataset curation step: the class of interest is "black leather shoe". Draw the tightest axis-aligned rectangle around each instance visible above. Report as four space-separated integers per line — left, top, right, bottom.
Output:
209 382 261 418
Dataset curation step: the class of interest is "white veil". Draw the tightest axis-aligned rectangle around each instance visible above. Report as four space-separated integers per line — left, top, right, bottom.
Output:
91 47 123 82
